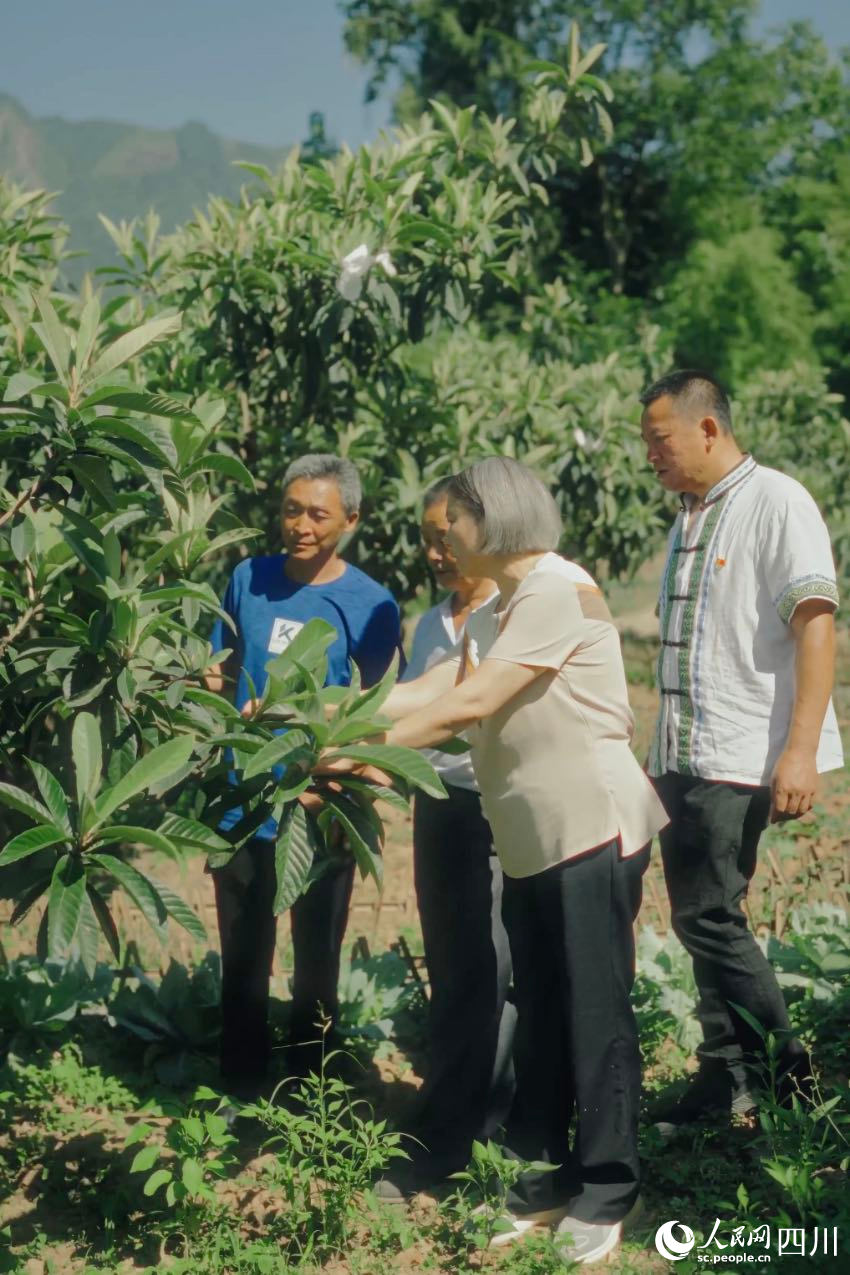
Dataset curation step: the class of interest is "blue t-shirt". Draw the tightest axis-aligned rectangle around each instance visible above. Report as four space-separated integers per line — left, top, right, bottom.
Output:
210 553 402 840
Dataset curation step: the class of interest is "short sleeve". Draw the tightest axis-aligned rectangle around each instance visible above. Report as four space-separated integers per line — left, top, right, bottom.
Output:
484 581 584 670
763 495 839 624
352 595 404 688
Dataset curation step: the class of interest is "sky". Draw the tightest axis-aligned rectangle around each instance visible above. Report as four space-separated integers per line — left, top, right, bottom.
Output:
1 0 848 150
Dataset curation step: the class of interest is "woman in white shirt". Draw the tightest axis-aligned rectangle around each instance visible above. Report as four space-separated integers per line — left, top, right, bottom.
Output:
376 479 516 1201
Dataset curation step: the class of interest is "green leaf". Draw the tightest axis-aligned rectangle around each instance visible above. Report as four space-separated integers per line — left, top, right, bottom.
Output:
341 651 399 722
158 814 232 852
80 385 194 417
94 825 179 857
150 879 206 942
47 854 86 958
93 735 195 823
72 712 103 808
69 456 118 511
90 853 168 935
193 527 264 562
87 884 121 961
273 803 316 914
124 1120 155 1148
74 295 101 375
34 293 72 384
184 453 256 488
323 717 388 747
321 795 383 888
241 729 313 780
573 42 607 80
0 824 66 866
87 418 174 469
60 512 107 580
0 782 56 827
335 777 410 814
86 313 182 385
26 759 72 835
86 420 173 471
181 1158 205 1195
10 515 36 562
131 1145 160 1174
3 370 43 401
394 218 455 249
143 1168 173 1196
75 889 101 979
322 745 447 800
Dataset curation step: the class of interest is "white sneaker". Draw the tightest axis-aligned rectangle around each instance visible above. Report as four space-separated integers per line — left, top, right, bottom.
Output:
468 1202 571 1249
556 1197 643 1264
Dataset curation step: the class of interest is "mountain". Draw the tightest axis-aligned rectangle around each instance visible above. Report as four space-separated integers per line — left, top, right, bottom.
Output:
0 93 289 280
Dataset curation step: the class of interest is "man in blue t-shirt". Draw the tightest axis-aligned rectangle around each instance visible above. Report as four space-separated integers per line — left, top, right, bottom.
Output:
206 454 402 1098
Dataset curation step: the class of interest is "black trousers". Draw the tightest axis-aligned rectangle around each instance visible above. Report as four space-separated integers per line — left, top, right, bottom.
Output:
212 838 355 1095
502 839 649 1224
654 771 793 1087
411 786 516 1164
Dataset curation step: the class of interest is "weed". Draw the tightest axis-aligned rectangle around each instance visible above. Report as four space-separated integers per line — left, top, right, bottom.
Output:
244 1018 407 1262
432 1139 558 1268
126 1088 239 1258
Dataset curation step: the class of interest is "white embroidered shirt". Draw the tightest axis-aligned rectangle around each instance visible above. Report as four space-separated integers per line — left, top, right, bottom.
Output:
648 458 843 785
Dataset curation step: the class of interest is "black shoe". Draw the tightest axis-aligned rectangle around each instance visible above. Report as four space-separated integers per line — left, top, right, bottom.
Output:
650 1067 756 1134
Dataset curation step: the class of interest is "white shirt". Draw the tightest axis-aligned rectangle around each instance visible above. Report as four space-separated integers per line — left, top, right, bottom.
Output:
648 458 843 785
402 592 497 790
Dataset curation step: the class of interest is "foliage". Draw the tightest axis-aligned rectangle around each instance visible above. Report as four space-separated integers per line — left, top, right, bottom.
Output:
126 1090 239 1213
634 925 701 1060
244 1024 407 1261
663 228 817 386
736 365 850 581
441 1138 556 1257
0 893 848 1270
0 201 450 957
342 0 850 487
109 956 222 1085
336 948 427 1057
0 955 113 1059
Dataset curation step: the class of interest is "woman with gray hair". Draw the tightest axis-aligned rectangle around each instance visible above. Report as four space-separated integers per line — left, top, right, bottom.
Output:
362 457 668 1264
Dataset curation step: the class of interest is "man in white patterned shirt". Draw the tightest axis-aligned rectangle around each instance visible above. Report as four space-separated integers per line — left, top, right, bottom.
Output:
640 369 842 1131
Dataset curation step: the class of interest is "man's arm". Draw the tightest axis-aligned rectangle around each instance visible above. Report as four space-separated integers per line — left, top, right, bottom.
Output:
770 598 836 821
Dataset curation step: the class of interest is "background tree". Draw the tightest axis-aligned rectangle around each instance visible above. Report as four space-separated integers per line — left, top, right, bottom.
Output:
342 0 850 389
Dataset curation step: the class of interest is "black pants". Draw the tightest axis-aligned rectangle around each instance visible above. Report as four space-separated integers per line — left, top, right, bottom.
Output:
654 772 793 1088
411 786 516 1165
212 838 355 1095
502 839 648 1224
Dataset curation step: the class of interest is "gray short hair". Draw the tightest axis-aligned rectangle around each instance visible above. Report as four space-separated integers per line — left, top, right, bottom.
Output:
281 454 362 516
448 457 562 555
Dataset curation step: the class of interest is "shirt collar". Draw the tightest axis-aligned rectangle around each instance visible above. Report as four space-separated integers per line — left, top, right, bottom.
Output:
681 455 757 511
